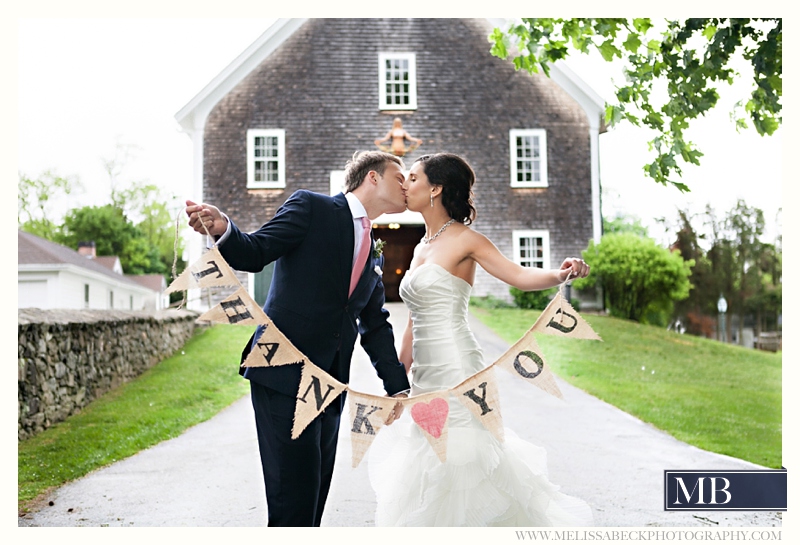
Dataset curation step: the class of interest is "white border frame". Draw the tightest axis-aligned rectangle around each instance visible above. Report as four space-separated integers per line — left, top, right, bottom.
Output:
509 129 548 188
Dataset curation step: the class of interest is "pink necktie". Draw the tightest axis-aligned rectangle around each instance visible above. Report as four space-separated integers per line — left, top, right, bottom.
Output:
349 217 371 296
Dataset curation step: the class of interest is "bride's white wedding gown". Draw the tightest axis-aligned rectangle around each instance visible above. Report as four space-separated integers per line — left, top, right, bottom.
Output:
368 263 594 527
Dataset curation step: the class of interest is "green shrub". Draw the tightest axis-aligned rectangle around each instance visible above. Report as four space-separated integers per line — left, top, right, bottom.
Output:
573 232 693 323
509 286 558 310
469 295 515 309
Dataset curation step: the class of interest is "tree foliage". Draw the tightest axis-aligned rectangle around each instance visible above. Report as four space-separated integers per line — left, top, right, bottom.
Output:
18 170 82 240
573 232 693 325
667 200 781 341
490 18 782 191
18 158 186 294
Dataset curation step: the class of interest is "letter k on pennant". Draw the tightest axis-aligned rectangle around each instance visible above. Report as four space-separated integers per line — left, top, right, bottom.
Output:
347 391 399 468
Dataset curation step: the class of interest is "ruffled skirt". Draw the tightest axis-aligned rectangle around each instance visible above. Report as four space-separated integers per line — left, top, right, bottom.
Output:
367 417 594 527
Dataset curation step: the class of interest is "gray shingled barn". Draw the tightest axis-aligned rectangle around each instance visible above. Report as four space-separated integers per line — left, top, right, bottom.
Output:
176 18 606 308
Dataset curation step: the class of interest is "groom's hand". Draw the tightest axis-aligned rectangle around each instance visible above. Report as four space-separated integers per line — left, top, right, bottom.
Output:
384 392 408 425
186 199 228 237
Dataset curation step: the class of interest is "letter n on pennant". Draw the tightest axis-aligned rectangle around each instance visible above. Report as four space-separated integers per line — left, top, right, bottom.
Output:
291 362 347 439
347 392 399 468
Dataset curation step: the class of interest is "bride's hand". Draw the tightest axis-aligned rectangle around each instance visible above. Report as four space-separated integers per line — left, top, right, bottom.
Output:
385 393 408 425
558 257 590 282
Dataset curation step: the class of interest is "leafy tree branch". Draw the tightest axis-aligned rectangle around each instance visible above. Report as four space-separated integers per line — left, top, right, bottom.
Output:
490 18 781 192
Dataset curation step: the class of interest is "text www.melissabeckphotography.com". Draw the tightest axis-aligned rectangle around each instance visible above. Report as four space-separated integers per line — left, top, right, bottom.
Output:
515 530 782 541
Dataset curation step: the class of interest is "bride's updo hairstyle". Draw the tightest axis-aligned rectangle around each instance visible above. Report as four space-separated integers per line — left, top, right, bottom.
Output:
414 153 477 225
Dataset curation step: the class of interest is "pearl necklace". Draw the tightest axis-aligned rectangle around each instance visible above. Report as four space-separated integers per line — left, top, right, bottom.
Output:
422 219 455 244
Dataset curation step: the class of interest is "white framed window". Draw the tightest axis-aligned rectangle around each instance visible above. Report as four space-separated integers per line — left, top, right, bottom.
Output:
510 129 548 188
512 230 550 270
379 53 417 110
247 129 286 189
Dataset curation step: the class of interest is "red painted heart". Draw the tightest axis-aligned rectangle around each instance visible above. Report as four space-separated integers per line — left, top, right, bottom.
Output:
410 397 449 439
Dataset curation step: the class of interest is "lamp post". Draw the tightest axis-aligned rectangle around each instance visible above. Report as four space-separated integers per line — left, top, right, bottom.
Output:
717 294 728 343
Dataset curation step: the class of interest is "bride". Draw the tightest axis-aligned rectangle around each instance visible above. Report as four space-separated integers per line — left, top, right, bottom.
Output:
368 152 594 527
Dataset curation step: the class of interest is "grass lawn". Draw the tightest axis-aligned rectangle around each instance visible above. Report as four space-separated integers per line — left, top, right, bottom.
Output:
470 306 782 469
18 324 254 512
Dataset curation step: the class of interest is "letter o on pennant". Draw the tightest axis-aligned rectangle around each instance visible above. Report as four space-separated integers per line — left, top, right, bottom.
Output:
513 350 544 379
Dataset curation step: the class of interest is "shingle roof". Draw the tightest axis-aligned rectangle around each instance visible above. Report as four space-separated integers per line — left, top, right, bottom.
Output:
126 274 166 292
94 256 120 271
18 230 149 289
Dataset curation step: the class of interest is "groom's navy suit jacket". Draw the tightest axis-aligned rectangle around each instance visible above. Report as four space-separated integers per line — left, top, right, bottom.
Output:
218 190 410 399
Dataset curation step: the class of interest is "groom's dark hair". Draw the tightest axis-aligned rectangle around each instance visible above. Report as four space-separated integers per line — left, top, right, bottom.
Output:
414 153 477 225
343 150 404 192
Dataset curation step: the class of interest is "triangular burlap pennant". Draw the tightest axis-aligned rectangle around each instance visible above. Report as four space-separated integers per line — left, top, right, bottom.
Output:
195 286 269 326
241 319 308 368
347 392 400 468
493 329 563 399
453 366 504 442
291 362 347 439
531 291 602 341
165 246 240 294
409 391 450 463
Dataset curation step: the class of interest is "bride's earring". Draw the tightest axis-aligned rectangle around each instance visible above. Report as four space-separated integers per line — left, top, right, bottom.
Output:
430 193 434 207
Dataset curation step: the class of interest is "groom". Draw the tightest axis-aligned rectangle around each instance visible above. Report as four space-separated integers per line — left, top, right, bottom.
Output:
185 151 411 526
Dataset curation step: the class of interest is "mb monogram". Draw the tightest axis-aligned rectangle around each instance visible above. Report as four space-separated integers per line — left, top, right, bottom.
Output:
664 470 787 511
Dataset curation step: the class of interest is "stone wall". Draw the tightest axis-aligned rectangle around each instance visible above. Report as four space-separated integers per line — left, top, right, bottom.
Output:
18 308 198 441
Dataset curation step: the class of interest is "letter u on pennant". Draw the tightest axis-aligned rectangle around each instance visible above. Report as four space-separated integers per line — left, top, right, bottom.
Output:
531 292 602 341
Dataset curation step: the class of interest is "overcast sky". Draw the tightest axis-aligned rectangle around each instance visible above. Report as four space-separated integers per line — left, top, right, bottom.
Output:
14 17 785 249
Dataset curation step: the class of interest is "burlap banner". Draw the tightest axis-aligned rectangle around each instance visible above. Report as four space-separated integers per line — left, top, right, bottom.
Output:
196 286 270 326
408 391 451 463
453 366 504 442
166 242 606 466
165 246 240 294
493 329 563 400
291 361 348 440
242 319 308 368
531 291 602 341
347 391 400 468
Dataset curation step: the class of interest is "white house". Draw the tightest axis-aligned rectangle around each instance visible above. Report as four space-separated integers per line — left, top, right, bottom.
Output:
18 231 167 311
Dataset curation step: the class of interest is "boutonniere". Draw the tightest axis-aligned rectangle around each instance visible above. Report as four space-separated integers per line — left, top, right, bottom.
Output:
374 265 383 276
373 238 386 259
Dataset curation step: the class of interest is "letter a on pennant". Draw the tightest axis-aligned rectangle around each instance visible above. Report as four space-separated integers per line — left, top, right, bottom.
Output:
347 391 400 468
165 246 240 294
196 287 270 326
453 366 504 442
242 319 309 368
291 362 347 439
492 329 563 399
531 292 602 340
